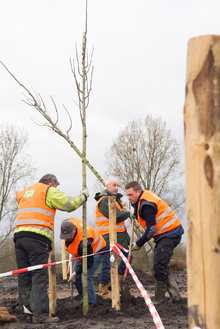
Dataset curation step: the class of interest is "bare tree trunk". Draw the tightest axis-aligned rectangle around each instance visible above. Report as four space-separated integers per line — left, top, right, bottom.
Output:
82 3 88 314
184 34 220 329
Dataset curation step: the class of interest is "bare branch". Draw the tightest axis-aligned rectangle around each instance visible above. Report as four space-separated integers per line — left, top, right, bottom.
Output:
62 104 72 137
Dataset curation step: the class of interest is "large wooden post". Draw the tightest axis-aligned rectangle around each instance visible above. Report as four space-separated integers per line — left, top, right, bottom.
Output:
108 196 120 311
184 35 220 329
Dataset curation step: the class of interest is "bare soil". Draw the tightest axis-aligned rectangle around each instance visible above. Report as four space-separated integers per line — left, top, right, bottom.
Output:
0 258 188 328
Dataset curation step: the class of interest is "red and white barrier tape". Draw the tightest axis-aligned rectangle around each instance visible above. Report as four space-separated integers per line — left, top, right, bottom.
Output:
0 260 68 278
112 243 165 329
0 249 110 278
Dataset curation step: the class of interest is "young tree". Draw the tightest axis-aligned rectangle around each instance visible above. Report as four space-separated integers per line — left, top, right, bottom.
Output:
0 1 93 315
0 124 36 249
105 115 185 216
69 0 92 314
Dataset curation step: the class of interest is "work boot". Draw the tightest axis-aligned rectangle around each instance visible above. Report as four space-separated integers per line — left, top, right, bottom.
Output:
153 280 167 305
32 315 60 323
167 273 182 303
99 283 110 299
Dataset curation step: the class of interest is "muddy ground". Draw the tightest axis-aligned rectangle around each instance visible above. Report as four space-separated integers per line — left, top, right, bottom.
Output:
0 258 188 328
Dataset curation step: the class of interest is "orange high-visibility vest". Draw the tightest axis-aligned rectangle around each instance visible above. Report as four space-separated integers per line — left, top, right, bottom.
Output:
95 196 126 235
16 183 56 231
137 190 181 237
64 218 106 260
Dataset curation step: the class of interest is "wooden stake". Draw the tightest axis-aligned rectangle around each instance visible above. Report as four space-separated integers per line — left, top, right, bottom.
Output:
184 34 220 329
109 196 120 311
48 242 56 315
69 254 73 300
61 240 67 280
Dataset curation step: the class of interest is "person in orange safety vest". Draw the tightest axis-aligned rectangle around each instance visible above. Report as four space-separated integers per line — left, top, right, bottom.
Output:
60 218 107 305
94 176 133 299
125 181 184 305
14 174 89 324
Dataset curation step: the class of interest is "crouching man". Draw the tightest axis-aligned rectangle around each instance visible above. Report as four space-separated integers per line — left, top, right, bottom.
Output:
60 218 107 305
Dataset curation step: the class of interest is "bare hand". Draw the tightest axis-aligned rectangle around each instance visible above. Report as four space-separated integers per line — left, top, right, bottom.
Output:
68 271 76 283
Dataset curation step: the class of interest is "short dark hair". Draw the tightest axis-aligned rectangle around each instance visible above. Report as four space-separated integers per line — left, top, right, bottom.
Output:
39 174 60 186
125 181 142 191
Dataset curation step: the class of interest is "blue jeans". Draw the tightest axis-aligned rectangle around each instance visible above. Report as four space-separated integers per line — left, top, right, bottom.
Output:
73 251 106 305
99 250 133 285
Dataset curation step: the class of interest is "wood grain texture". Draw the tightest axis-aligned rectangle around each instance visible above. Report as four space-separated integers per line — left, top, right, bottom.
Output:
184 35 220 329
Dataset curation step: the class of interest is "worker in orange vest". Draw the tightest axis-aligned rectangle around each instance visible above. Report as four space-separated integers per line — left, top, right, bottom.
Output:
125 181 184 305
60 218 107 305
14 174 89 323
95 176 132 298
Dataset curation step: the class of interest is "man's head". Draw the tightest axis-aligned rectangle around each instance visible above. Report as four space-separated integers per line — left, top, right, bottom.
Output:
105 176 119 195
60 220 76 241
39 174 60 187
125 181 142 204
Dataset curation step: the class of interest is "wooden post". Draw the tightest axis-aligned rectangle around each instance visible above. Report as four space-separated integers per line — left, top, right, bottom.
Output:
184 35 220 329
48 242 56 315
69 254 73 299
61 240 67 280
108 196 120 311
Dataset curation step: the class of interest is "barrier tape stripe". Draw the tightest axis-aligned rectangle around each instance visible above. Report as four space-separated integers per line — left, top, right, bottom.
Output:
0 249 111 278
0 260 67 278
112 245 165 329
110 243 129 253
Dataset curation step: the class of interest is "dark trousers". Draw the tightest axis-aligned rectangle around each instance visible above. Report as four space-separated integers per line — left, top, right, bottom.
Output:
153 236 181 281
15 237 50 318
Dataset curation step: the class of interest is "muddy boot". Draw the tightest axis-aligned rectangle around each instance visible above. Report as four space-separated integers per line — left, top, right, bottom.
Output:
153 280 167 305
99 284 110 299
167 274 181 303
32 315 59 323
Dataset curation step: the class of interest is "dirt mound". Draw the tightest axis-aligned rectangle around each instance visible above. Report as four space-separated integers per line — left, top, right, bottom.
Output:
169 257 186 273
0 266 188 329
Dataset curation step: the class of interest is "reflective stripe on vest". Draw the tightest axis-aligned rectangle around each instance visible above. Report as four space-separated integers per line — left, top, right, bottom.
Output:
59 196 72 211
92 230 105 253
15 219 54 230
95 217 126 231
14 226 54 243
18 207 55 219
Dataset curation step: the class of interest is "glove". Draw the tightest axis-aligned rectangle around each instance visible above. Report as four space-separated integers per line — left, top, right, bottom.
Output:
130 213 136 219
122 206 130 211
131 242 141 251
81 188 89 198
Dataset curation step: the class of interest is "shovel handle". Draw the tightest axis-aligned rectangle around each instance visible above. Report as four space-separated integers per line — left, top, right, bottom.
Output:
123 217 135 278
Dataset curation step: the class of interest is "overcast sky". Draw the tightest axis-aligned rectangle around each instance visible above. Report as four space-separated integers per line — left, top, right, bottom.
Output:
0 0 219 248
